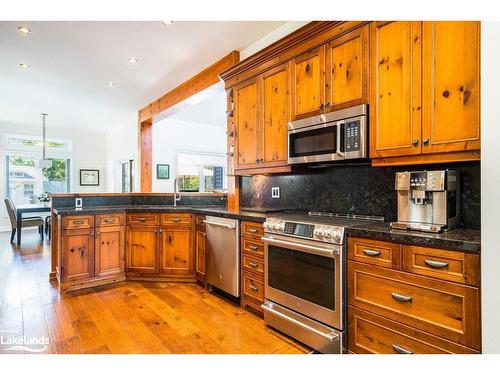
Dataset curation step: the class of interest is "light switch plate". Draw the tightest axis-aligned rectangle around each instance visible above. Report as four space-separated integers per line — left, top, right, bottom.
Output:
75 198 83 208
271 187 280 199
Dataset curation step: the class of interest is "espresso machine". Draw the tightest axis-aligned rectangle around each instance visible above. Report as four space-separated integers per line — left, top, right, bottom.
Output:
390 170 460 233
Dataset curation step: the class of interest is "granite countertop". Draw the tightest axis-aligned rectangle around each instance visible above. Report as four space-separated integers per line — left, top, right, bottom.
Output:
52 205 480 252
52 205 267 223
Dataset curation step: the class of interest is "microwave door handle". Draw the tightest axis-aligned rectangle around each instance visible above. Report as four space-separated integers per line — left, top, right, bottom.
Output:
336 121 345 157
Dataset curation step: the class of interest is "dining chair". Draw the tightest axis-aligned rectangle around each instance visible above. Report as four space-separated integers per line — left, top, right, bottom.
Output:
4 198 45 244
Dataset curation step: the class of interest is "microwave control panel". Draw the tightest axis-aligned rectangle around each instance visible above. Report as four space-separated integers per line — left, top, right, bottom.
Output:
345 120 360 152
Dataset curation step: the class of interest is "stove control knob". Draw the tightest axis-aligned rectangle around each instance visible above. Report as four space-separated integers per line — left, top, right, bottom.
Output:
275 222 285 231
314 228 326 238
330 230 341 241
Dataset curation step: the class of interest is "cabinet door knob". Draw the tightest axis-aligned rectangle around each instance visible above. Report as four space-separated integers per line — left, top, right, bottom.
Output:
423 138 430 146
412 139 419 147
325 101 331 108
319 103 325 110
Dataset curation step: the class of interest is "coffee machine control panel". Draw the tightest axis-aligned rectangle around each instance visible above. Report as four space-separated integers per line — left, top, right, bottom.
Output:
396 171 447 191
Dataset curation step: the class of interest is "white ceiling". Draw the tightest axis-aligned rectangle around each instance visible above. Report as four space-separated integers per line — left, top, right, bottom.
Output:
0 21 286 133
169 90 227 127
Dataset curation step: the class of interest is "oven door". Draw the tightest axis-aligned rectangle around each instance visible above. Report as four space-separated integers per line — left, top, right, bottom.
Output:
263 233 344 330
288 121 345 164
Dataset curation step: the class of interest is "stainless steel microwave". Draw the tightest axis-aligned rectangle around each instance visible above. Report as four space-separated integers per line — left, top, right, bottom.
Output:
287 104 368 165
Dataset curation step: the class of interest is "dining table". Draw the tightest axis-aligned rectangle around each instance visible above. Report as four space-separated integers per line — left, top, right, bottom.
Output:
16 203 51 246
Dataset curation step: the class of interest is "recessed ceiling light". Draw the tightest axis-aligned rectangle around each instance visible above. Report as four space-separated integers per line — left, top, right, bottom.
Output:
162 20 174 26
19 63 31 69
128 57 138 64
18 26 31 35
106 82 117 87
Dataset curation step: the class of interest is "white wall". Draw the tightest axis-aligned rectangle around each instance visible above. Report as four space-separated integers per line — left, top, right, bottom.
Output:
152 118 226 192
0 122 107 229
481 21 500 354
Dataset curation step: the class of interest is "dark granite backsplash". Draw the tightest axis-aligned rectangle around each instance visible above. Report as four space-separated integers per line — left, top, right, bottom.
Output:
52 194 226 208
240 161 480 228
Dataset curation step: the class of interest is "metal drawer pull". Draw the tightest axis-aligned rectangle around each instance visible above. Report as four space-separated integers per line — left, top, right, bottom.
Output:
249 285 259 292
72 220 84 225
136 217 147 222
104 218 115 223
391 292 413 303
248 261 259 268
247 228 258 233
170 218 181 222
392 343 413 354
424 259 449 269
248 244 259 251
363 249 381 257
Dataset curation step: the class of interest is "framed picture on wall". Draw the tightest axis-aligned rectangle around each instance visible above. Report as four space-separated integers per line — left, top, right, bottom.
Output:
80 169 100 186
156 164 170 179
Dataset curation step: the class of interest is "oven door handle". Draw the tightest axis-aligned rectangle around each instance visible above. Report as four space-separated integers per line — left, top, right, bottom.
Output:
262 236 338 258
261 303 339 342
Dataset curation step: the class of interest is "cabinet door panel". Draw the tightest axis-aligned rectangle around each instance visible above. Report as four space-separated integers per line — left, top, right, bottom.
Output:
422 21 480 153
95 226 125 277
195 229 206 276
234 79 260 169
291 47 325 120
160 227 193 275
370 21 422 158
126 226 158 273
61 229 94 282
326 25 369 110
261 64 290 166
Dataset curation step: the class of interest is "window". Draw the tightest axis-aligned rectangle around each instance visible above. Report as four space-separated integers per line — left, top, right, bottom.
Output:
5 134 72 152
6 154 71 205
121 160 134 193
177 152 226 192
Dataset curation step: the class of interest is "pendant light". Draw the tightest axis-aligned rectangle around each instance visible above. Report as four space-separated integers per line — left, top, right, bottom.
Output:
37 113 52 169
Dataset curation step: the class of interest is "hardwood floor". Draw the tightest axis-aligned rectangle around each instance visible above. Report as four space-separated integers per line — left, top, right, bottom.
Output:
0 230 309 354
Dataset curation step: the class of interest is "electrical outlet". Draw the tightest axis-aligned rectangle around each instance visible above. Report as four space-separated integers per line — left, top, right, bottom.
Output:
271 187 280 199
75 198 82 208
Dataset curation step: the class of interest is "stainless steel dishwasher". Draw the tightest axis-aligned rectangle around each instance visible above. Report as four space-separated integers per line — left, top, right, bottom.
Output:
204 216 240 297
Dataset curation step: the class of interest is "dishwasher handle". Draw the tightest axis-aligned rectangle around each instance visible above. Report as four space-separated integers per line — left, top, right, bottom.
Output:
203 220 236 229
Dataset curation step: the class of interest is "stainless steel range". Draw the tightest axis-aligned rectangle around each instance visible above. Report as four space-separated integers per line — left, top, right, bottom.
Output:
261 211 383 354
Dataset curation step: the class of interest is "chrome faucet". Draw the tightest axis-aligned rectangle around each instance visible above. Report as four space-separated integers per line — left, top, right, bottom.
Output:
173 178 182 206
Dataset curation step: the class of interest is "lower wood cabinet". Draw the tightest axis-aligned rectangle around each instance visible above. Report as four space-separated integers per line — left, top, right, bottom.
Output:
95 225 125 277
195 225 206 282
348 307 478 354
60 228 95 282
159 226 193 275
126 226 159 274
347 236 481 353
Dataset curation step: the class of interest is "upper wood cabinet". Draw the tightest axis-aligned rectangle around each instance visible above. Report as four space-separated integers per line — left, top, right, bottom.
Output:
422 21 480 154
325 25 369 110
159 226 193 275
370 21 422 159
370 21 480 165
291 25 370 120
234 63 290 173
291 47 325 119
234 78 260 169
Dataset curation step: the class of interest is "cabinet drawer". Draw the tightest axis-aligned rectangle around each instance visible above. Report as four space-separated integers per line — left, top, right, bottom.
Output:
242 253 264 275
241 221 264 239
242 271 264 302
160 213 192 225
348 237 402 269
96 213 125 227
348 261 480 349
402 245 480 286
62 215 94 230
241 237 264 257
127 213 159 226
348 307 478 354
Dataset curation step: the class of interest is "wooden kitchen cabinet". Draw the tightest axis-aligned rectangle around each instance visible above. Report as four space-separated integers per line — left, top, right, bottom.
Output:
325 25 369 110
60 228 95 282
234 78 260 169
421 21 480 154
234 64 291 174
95 225 125 278
126 226 159 274
159 226 193 275
291 47 325 119
370 21 422 159
370 21 480 165
195 227 206 280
